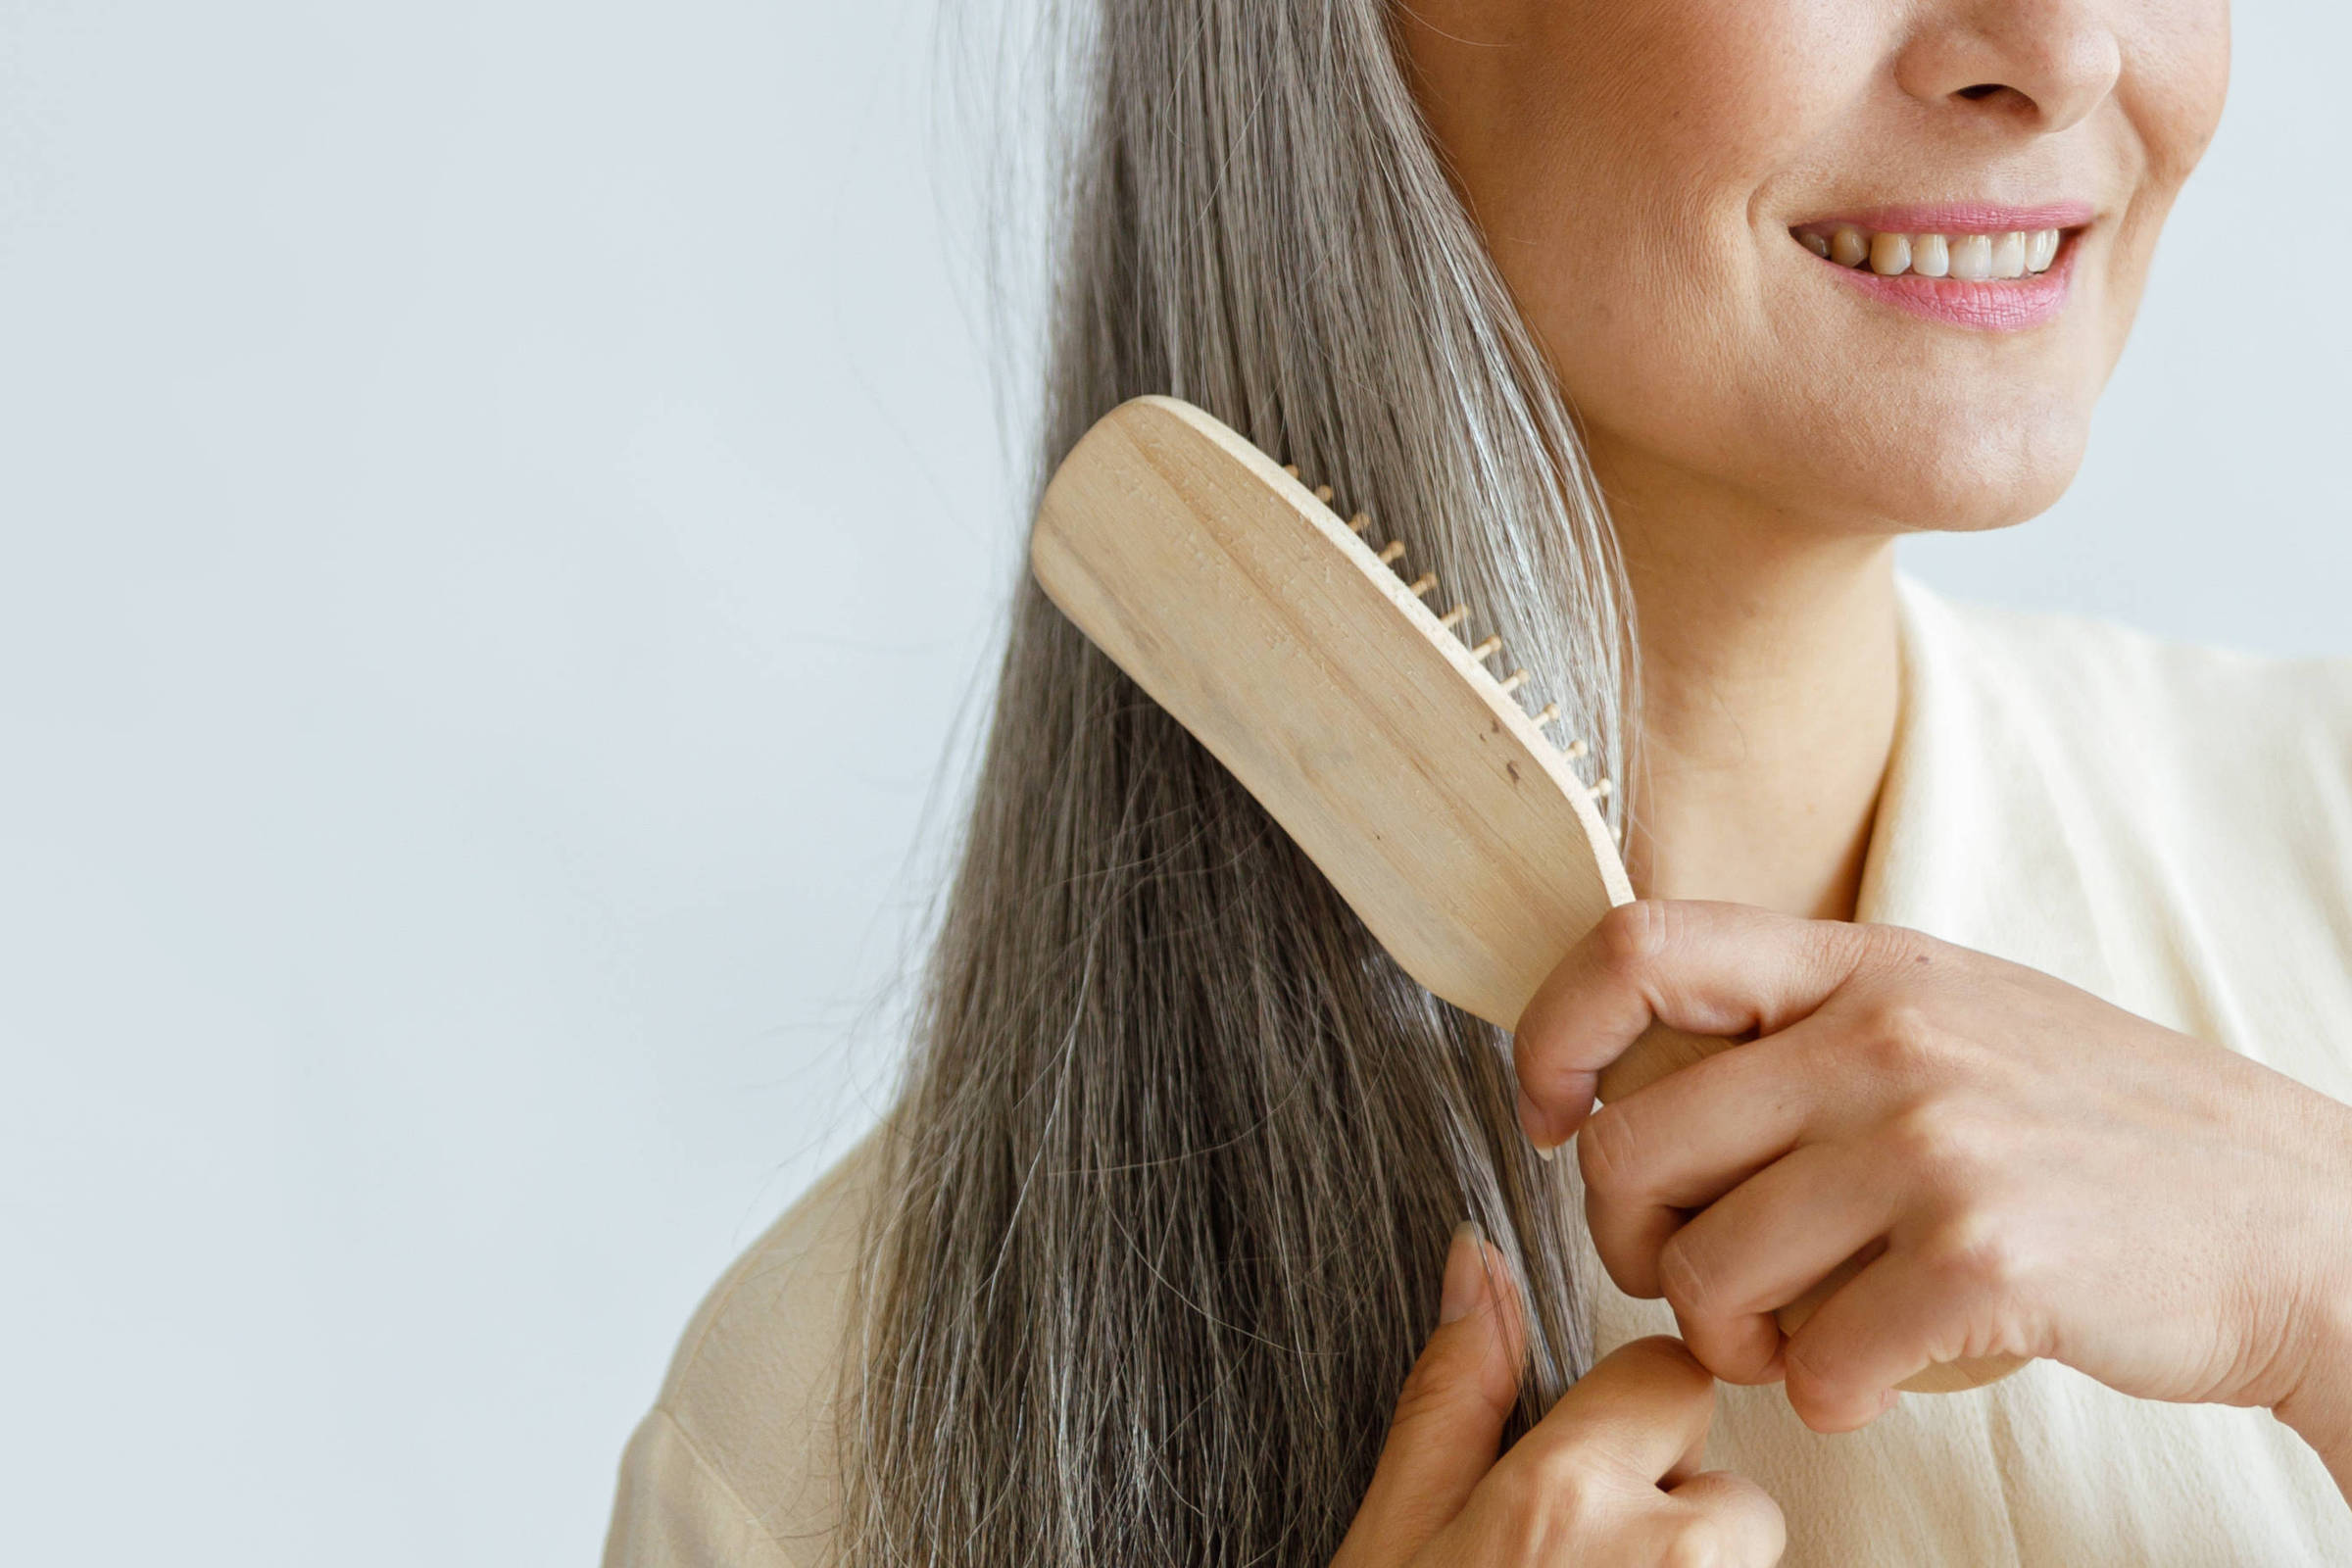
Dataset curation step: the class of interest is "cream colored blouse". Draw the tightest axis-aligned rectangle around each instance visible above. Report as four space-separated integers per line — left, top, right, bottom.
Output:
604 577 2352 1565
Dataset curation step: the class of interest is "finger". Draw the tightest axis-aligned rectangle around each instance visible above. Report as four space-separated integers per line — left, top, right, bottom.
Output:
1338 1222 1529 1563
1511 1335 1718 1486
1575 1023 1831 1299
1779 1237 2037 1433
1514 901 1881 1149
1578 1009 1863 1225
1653 1142 1908 1385
1660 1471 1789 1566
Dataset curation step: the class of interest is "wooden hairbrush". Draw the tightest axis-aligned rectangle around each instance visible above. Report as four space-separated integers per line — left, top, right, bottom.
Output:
1029 394 2022 1394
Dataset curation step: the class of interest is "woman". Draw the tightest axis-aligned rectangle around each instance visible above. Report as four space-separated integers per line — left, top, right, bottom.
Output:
607 0 2352 1561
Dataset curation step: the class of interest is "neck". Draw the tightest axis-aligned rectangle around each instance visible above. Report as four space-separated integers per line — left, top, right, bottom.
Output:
1602 457 1902 921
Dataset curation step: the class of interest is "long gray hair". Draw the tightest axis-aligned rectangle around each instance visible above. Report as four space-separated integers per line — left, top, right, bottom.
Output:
843 1 1635 1560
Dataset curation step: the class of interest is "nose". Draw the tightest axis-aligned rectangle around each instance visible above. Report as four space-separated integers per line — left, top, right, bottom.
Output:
1895 0 2124 135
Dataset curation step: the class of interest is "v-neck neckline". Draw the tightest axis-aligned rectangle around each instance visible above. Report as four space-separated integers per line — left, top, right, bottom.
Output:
1852 576 2113 1000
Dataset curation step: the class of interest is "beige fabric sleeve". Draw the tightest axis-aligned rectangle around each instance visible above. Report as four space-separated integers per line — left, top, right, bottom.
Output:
604 1408 800 1568
602 1128 885 1568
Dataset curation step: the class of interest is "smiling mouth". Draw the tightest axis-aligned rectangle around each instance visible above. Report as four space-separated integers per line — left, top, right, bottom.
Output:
1789 221 2075 280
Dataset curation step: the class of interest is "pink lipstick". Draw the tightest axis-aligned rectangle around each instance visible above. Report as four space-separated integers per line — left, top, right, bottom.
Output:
1789 202 2093 331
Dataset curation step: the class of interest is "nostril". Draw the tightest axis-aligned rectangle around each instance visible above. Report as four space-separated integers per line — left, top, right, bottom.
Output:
1956 83 2004 101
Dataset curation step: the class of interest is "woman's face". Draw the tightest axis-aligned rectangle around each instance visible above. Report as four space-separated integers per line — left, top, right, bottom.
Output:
1397 0 2230 536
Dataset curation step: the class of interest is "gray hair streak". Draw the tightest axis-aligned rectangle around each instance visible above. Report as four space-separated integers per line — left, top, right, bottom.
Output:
841 0 1636 1560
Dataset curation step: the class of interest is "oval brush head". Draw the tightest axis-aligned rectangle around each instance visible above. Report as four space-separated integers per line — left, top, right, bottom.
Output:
1029 393 2022 1395
1031 393 1626 1035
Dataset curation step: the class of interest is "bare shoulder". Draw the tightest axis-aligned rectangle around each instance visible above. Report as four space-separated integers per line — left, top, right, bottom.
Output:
603 1124 890 1568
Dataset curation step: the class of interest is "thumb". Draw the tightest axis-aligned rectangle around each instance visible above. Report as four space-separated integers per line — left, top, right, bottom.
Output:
1335 1222 1530 1566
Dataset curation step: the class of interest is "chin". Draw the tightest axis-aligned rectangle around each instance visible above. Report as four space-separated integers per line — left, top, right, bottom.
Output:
1899 458 2082 534
1817 407 2092 536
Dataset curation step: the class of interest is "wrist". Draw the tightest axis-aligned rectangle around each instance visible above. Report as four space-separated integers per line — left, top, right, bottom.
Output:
2274 1293 2352 1501
2272 1095 2352 1494
2276 1286 2352 1432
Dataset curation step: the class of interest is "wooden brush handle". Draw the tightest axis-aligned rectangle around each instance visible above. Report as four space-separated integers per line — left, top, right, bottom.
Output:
1594 1021 1727 1103
1593 1021 2027 1394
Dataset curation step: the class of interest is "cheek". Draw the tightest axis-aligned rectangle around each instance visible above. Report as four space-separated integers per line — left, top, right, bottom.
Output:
2130 0 2231 184
1498 0 1872 248
2086 3 2230 397
1435 0 2213 533
1487 4 1877 424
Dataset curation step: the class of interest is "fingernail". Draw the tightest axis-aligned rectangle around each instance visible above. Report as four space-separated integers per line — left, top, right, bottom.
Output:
1514 1084 1560 1162
1440 1220 1487 1324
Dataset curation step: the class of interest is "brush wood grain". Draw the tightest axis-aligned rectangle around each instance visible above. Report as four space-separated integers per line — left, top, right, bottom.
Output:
1031 395 2022 1394
1034 395 1627 1030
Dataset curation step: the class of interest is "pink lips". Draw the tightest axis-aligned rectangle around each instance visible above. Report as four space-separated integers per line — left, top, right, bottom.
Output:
1824 243 2080 330
1794 202 2094 332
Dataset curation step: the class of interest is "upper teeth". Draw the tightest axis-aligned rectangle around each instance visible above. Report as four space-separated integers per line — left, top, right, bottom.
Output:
1800 225 2062 279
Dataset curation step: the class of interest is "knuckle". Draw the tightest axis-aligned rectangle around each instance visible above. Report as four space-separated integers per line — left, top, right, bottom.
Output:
1696 1468 1776 1515
1927 1212 2031 1298
1655 1231 1720 1319
1594 899 1674 980
1576 1103 1641 1196
1855 922 1933 969
1661 1519 1731 1568
1387 1349 1460 1436
1477 1456 1548 1525
1483 1448 1597 1547
1883 1101 1984 1183
1524 1440 1607 1513
1780 1329 1839 1394
1855 1000 1943 1081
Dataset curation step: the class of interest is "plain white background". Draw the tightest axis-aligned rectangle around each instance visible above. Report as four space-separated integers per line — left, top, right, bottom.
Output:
2 1 2344 1562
